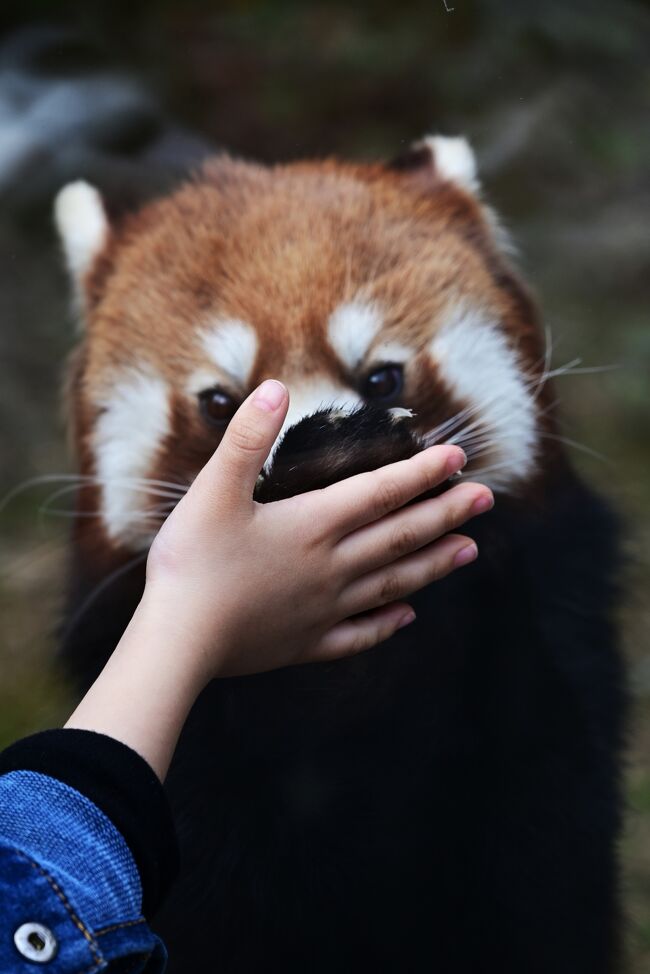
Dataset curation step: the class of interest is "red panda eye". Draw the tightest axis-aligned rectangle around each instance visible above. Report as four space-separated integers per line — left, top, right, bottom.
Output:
198 388 238 426
363 364 404 402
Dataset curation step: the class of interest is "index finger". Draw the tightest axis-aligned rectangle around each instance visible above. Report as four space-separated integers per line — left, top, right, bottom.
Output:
303 444 467 541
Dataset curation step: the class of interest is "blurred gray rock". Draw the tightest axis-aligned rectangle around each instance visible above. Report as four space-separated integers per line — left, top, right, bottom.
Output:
0 25 215 216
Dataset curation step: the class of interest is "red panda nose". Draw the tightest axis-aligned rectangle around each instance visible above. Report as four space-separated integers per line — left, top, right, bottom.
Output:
254 403 447 505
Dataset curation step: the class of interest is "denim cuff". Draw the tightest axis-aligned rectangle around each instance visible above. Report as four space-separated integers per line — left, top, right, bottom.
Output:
0 729 179 916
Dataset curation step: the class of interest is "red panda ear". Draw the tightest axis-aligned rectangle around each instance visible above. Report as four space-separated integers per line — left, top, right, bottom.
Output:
387 134 480 195
54 180 109 301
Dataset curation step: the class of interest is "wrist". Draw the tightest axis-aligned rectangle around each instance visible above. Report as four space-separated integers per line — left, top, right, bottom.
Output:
136 580 234 686
64 589 221 781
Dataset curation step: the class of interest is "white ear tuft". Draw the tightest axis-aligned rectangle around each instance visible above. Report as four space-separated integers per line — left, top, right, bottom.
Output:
54 181 108 282
423 135 479 193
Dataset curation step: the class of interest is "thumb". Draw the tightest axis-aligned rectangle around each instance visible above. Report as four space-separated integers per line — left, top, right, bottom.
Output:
197 379 289 510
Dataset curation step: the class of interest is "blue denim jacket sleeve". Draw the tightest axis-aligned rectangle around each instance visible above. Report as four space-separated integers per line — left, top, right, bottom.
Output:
0 770 167 973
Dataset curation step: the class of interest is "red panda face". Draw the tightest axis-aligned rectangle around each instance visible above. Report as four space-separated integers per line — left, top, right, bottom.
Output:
56 136 552 553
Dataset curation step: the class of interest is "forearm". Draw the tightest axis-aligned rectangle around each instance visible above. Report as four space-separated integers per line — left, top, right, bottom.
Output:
64 592 212 781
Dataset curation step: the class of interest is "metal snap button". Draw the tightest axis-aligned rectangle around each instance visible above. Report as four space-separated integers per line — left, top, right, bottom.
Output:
13 923 58 963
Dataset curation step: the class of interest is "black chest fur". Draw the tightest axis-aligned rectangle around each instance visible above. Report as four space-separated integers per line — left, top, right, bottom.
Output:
60 411 625 974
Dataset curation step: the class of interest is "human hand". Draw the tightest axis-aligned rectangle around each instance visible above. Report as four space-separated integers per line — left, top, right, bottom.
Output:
143 379 493 682
65 378 493 780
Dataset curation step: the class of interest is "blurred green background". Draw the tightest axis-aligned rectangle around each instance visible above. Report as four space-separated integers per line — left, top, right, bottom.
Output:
0 0 648 968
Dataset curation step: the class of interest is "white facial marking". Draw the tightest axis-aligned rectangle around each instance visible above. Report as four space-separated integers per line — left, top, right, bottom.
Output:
93 368 171 547
423 135 479 193
54 181 108 283
185 368 229 398
328 301 383 370
264 377 364 472
430 303 537 491
370 341 413 365
201 319 258 387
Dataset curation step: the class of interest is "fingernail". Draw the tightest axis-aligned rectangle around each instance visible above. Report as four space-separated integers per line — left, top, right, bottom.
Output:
471 493 494 516
396 610 416 630
253 380 286 412
446 448 467 476
453 542 478 567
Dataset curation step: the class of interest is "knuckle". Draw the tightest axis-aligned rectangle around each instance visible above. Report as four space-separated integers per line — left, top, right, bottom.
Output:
349 630 373 655
389 524 417 558
427 549 453 583
374 478 403 518
228 420 266 454
442 500 463 534
378 571 402 603
418 464 438 496
419 450 447 493
427 562 446 584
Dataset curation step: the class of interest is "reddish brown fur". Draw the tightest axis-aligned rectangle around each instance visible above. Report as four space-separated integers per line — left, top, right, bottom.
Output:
70 151 557 554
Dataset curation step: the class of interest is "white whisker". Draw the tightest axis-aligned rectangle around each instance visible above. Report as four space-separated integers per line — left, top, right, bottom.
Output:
0 474 86 515
459 459 523 482
421 405 478 447
545 363 620 379
41 482 186 510
39 508 164 523
446 418 492 446
463 444 496 461
539 432 610 464
1 473 189 517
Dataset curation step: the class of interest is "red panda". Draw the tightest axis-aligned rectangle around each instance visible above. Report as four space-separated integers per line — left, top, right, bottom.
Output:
55 135 624 974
